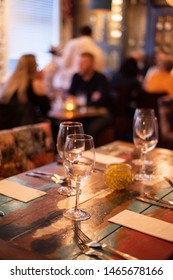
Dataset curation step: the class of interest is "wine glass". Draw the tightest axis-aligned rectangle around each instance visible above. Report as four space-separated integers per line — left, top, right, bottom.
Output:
63 134 95 221
132 108 155 166
133 114 158 181
56 121 84 196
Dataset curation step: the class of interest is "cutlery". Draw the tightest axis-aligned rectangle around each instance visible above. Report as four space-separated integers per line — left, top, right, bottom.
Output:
75 228 113 260
26 172 66 183
143 193 173 205
0 211 5 217
136 195 173 209
33 171 55 176
76 239 113 260
75 226 138 260
164 176 173 187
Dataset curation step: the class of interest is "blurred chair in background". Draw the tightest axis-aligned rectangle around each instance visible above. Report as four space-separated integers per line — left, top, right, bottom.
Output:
158 96 173 149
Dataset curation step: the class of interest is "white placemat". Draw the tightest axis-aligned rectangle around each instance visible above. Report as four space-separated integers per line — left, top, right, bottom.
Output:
109 209 173 242
0 179 46 202
85 151 125 165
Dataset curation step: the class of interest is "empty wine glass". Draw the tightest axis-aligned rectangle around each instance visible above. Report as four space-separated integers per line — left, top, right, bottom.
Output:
56 121 84 196
133 114 158 181
63 134 95 221
132 108 155 166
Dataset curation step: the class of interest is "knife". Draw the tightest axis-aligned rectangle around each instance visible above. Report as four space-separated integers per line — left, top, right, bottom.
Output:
0 211 5 217
136 196 173 209
26 172 51 178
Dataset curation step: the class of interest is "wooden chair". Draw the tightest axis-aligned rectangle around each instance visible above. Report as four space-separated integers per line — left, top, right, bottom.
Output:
0 121 56 179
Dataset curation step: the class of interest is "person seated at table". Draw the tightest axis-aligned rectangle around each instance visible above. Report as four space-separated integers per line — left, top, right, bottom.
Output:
0 54 50 129
143 57 173 96
52 25 106 91
68 52 112 138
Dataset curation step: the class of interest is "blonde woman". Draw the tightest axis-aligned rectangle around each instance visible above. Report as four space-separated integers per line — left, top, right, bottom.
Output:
0 54 50 129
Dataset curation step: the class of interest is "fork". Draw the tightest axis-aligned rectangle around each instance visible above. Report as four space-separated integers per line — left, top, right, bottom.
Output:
75 228 113 260
26 171 66 183
76 226 138 260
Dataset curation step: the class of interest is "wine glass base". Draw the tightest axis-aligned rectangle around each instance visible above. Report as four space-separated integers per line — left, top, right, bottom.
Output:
134 173 157 182
132 159 152 166
63 208 90 221
57 186 77 196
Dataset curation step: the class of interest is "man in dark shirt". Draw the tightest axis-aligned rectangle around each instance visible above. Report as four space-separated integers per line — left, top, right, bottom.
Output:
68 52 112 140
69 52 109 107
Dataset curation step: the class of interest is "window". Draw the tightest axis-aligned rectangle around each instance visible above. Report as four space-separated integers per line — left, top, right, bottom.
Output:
8 0 60 73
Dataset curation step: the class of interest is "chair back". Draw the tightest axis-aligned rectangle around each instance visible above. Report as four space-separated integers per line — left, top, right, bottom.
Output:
0 121 56 179
158 96 173 148
138 90 167 119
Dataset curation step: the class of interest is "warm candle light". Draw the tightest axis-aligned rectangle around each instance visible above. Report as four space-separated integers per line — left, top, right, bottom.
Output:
65 97 76 111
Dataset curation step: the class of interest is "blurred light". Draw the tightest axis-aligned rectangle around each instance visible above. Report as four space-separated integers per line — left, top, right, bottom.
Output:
112 14 122 21
110 30 122 38
65 97 76 111
112 0 123 5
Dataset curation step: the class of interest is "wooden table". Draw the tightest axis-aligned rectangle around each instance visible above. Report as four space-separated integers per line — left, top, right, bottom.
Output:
0 141 173 260
48 106 108 121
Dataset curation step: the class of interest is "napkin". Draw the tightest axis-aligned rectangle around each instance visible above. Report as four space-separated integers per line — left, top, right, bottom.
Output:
0 179 46 202
85 152 125 165
109 209 173 242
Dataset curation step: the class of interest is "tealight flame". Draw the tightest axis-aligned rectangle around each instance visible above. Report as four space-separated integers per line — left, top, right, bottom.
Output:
65 97 76 111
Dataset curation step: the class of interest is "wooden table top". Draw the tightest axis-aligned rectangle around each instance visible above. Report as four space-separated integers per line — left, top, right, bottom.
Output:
48 106 108 121
0 141 173 260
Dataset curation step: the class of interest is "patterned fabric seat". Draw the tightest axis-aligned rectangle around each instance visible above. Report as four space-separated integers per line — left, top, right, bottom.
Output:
0 122 56 179
158 96 173 149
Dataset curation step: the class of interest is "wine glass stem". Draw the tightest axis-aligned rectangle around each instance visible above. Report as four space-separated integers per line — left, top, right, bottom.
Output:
67 177 73 190
141 151 146 175
74 181 80 212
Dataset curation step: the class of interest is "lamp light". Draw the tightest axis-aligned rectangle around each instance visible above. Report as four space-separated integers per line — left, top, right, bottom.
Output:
88 0 112 11
166 0 173 6
64 96 76 111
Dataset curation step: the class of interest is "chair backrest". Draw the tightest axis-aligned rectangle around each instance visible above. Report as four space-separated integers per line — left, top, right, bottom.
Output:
138 90 167 119
0 121 56 179
158 96 173 148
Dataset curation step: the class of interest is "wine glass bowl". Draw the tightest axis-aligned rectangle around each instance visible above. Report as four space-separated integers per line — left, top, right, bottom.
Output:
56 121 84 196
132 108 156 166
63 134 95 221
133 114 158 181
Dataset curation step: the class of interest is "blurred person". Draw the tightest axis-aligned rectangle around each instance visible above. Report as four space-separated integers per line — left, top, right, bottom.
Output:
130 50 145 79
62 25 105 73
143 58 173 96
68 52 112 138
43 45 61 99
69 52 109 107
0 54 50 129
110 57 142 141
143 49 173 87
53 25 106 90
111 57 141 114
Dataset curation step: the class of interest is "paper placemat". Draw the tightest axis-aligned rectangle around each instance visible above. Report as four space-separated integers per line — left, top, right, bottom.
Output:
85 152 125 165
0 179 46 202
109 209 173 242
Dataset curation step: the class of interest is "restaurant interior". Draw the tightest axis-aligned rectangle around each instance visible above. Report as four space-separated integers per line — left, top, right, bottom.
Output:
0 0 173 261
